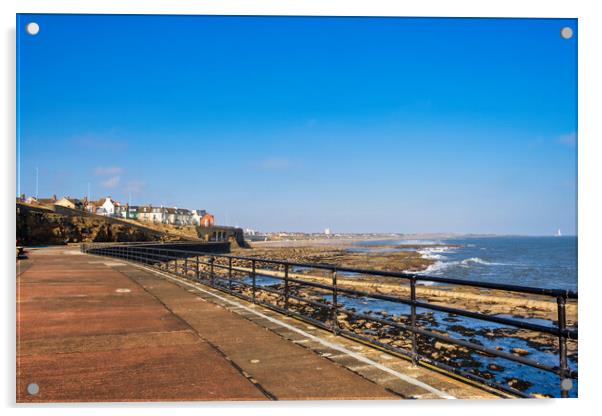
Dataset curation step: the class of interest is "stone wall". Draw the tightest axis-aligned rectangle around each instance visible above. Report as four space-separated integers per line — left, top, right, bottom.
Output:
195 225 248 248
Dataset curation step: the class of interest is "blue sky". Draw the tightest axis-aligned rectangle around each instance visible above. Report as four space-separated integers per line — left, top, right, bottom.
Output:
17 15 577 235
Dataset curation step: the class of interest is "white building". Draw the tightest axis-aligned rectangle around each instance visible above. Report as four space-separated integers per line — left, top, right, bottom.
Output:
324 228 331 235
173 208 189 225
94 197 118 216
138 205 165 223
164 207 177 224
55 197 83 210
191 209 207 226
150 206 165 223
111 203 211 226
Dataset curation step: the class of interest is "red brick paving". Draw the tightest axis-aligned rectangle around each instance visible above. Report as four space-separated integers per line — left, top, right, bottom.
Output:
17 247 265 402
16 247 396 402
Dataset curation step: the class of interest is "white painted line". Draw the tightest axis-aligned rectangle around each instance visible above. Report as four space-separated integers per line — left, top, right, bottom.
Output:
88 261 126 266
132 263 456 399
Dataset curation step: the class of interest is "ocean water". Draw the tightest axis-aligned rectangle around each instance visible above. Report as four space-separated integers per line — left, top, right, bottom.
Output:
239 236 578 397
358 236 577 291
348 236 578 397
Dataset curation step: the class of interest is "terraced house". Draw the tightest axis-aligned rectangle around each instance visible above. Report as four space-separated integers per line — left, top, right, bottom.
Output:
18 193 213 227
135 205 211 226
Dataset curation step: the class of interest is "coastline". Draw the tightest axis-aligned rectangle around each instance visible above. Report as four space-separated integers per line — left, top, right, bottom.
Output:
171 240 578 395
236 239 577 323
249 236 397 248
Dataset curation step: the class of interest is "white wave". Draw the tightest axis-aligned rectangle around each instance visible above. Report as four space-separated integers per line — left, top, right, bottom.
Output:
417 246 454 260
416 257 509 277
416 260 459 275
395 240 442 245
414 245 457 276
459 257 507 266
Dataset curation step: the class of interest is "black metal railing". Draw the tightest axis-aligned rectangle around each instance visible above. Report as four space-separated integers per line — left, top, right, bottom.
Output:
81 242 578 398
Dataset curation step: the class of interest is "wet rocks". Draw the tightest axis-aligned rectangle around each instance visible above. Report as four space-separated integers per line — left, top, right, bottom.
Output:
434 341 455 351
506 378 533 391
487 363 505 372
442 317 460 323
511 348 530 356
448 325 477 337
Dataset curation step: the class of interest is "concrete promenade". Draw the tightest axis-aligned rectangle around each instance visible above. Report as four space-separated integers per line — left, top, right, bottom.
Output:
16 247 494 402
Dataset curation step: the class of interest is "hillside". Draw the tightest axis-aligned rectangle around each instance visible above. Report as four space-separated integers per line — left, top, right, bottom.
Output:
117 217 200 240
16 203 197 245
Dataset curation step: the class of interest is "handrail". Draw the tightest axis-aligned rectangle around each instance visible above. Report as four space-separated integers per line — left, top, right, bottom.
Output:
85 243 577 298
80 242 578 398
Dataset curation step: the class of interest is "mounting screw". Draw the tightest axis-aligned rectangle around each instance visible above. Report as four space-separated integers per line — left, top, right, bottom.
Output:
560 27 573 40
561 378 573 391
26 383 39 395
26 22 40 36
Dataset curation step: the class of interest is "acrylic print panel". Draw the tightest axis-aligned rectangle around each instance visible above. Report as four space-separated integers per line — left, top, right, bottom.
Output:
16 14 577 402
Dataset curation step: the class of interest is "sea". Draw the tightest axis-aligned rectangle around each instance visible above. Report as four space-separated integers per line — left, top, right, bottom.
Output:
358 236 577 292
245 236 578 397
348 235 578 397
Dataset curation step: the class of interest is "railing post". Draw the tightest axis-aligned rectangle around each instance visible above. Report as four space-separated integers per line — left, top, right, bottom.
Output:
331 269 338 335
184 256 188 278
557 295 571 398
410 276 418 366
284 264 289 312
228 257 233 291
210 256 215 286
252 259 256 303
196 256 200 280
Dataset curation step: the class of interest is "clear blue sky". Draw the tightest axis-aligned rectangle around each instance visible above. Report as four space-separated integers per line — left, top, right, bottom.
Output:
17 14 577 235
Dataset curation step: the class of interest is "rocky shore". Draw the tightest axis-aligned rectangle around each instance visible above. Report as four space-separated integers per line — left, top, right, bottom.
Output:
220 283 574 396
230 243 577 322
234 243 435 272
166 240 577 396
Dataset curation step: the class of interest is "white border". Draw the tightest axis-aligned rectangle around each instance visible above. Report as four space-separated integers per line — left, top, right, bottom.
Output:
2 1 601 415
1 0 588 18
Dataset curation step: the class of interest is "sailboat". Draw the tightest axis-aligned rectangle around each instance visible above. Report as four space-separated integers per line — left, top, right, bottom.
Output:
555 229 562 237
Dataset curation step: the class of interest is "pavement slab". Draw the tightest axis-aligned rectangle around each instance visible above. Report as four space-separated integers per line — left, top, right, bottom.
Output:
16 247 398 402
17 248 266 402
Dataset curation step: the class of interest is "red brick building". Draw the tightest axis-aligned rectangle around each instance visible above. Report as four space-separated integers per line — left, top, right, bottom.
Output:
199 213 215 227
